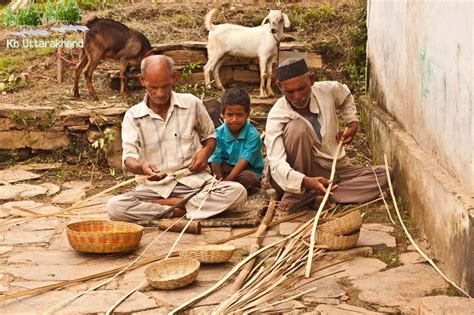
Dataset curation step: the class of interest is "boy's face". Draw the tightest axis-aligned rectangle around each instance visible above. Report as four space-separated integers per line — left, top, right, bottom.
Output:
223 104 249 135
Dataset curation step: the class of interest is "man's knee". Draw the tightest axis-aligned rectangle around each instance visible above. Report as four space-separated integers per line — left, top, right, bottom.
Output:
227 182 247 209
106 194 132 221
284 119 308 138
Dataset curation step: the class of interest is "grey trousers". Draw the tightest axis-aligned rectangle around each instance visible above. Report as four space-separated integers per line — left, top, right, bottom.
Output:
272 118 389 205
107 180 247 222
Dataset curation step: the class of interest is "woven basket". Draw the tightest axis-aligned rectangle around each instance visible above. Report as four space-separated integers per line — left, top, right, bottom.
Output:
318 210 362 236
145 257 200 289
66 220 143 254
179 244 235 264
316 230 360 251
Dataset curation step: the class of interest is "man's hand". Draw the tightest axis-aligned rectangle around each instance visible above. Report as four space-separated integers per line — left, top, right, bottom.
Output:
336 121 358 145
303 176 337 195
188 149 209 173
141 162 167 181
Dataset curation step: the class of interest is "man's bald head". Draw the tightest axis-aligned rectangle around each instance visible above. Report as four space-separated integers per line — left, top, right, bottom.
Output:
140 55 175 80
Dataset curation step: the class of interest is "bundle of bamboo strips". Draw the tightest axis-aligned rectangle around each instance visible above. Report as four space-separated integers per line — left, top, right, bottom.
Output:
214 218 333 313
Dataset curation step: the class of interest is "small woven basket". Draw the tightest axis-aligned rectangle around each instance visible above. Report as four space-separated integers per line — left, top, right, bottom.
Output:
179 244 235 264
319 210 362 236
316 230 360 251
66 220 143 254
145 257 200 290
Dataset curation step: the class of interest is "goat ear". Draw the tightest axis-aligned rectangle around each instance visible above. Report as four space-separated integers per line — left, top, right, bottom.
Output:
261 16 269 25
283 14 290 28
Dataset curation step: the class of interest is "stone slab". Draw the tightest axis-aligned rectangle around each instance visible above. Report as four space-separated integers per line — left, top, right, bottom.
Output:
315 303 382 314
0 245 13 255
416 295 474 315
1 290 157 314
357 224 396 247
0 130 70 150
52 187 86 204
2 200 61 216
7 249 94 265
0 169 41 183
279 51 323 68
314 257 387 280
351 264 450 307
9 162 62 171
0 183 48 200
399 251 425 265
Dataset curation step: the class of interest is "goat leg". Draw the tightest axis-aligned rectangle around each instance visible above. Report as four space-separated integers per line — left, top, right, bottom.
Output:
73 52 87 98
84 57 101 101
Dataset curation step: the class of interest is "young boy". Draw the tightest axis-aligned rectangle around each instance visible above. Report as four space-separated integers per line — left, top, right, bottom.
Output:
208 87 264 195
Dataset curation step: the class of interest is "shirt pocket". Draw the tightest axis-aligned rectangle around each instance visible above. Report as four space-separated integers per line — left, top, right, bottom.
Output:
177 133 196 165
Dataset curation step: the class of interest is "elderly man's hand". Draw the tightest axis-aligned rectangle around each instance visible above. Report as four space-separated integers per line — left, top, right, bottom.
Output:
336 121 358 145
141 162 167 181
303 176 337 195
188 149 209 173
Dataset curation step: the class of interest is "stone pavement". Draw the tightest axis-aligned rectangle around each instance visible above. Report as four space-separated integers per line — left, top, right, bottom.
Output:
0 169 472 314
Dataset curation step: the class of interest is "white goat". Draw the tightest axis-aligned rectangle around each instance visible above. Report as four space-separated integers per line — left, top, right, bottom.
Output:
204 9 290 98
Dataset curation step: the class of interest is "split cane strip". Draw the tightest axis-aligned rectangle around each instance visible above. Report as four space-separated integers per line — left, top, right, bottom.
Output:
370 164 397 226
232 190 276 292
105 178 219 315
383 154 471 298
0 175 148 228
42 215 187 315
306 127 347 277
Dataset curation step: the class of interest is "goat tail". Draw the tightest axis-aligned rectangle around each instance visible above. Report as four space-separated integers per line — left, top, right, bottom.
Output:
205 8 217 31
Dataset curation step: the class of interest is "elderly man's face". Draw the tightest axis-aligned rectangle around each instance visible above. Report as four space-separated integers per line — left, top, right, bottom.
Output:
278 73 314 109
139 64 177 107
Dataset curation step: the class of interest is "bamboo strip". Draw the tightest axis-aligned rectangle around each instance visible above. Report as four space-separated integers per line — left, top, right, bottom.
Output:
383 155 471 298
0 252 176 302
42 216 186 315
370 164 396 225
208 211 308 245
306 127 347 277
106 178 219 315
0 175 148 228
232 191 276 292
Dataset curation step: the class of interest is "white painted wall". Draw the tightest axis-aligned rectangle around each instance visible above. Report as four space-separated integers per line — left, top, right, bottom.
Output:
367 0 473 193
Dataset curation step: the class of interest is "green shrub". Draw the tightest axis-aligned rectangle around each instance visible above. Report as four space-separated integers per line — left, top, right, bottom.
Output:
42 0 56 24
56 0 81 23
15 1 41 26
3 6 15 26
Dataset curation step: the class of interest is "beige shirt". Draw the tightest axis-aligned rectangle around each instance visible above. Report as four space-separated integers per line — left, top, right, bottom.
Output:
265 81 358 194
121 92 216 198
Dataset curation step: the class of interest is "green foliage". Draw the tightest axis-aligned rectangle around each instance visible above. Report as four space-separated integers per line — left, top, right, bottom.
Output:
91 128 116 155
175 82 214 98
3 6 15 26
42 0 56 23
0 55 25 76
15 1 41 26
9 111 28 127
181 62 200 79
56 0 81 23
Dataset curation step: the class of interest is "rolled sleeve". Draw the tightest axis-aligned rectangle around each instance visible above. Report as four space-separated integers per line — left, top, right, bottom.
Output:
265 107 305 194
195 99 216 142
121 112 141 169
333 82 358 124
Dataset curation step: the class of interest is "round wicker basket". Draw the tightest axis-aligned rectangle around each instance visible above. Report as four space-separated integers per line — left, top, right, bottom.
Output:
316 230 360 251
145 257 200 290
66 220 143 254
318 210 362 236
179 244 235 264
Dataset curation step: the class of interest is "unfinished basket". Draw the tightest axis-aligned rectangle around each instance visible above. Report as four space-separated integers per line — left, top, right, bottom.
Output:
66 220 143 254
145 257 200 290
179 244 236 264
318 210 362 236
316 230 360 251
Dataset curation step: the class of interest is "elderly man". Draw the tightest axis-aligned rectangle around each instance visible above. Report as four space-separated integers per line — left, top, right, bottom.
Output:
107 55 247 221
265 58 388 212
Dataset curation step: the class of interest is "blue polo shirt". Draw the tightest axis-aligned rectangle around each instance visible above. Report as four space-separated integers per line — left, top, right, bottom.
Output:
208 121 264 178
